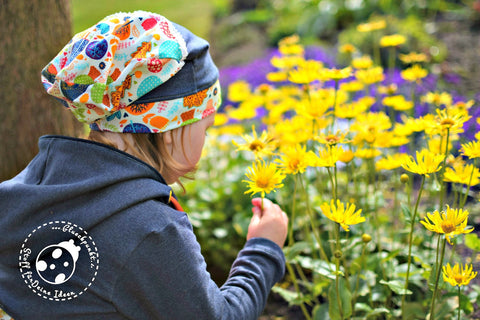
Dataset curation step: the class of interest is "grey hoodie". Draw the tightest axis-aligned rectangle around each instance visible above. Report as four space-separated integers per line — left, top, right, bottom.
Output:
0 136 285 320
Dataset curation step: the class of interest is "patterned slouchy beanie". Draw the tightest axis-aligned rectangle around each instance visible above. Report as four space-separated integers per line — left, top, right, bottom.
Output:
41 10 221 133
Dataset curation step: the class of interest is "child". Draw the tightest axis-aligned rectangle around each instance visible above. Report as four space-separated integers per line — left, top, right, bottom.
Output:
0 11 288 320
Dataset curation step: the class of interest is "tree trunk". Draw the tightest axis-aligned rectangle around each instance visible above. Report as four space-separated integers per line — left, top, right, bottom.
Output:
0 0 82 181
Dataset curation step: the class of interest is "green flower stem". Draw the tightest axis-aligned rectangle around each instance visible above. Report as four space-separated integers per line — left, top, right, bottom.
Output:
299 174 330 264
388 47 396 80
335 223 344 320
285 262 312 320
457 286 461 320
401 174 426 319
288 175 299 247
430 237 447 320
373 32 381 66
461 158 477 209
327 167 337 255
325 160 335 198
331 80 339 132
334 164 338 203
439 128 450 209
352 243 367 314
261 195 264 212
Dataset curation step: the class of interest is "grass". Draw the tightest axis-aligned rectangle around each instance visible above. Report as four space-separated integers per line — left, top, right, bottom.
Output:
71 0 220 39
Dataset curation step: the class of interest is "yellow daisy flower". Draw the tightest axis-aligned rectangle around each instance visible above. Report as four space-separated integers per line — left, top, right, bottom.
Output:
227 103 258 121
352 55 373 69
443 263 477 287
378 83 398 96
400 149 445 177
382 95 414 111
227 81 252 102
271 55 304 70
428 137 452 155
450 100 475 116
315 131 350 146
356 20 386 32
380 34 407 47
350 111 392 144
340 80 365 92
271 116 316 147
243 160 286 198
278 35 304 56
276 144 316 175
399 52 429 64
320 199 365 231
420 206 474 244
434 108 470 133
375 153 410 171
355 66 385 85
444 164 480 186
278 34 301 46
233 125 276 158
319 66 353 81
374 131 409 148
461 140 480 159
335 99 370 120
339 150 355 164
266 71 288 82
213 113 229 126
355 148 382 159
421 91 452 107
288 60 323 84
313 145 344 167
339 43 356 54
401 64 428 83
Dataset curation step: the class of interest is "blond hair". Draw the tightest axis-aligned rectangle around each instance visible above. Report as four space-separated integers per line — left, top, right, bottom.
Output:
88 129 192 187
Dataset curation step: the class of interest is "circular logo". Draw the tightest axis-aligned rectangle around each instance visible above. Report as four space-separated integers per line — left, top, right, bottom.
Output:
19 221 99 301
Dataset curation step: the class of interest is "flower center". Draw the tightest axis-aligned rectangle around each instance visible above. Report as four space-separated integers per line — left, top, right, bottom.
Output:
256 177 270 188
326 135 340 145
440 118 455 128
441 220 456 234
454 274 464 284
249 141 264 152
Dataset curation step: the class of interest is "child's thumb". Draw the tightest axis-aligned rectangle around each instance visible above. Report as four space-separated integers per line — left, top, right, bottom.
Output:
251 206 262 221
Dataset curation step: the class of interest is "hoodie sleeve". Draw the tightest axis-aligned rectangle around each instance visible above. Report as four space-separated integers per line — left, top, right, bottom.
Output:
111 213 285 320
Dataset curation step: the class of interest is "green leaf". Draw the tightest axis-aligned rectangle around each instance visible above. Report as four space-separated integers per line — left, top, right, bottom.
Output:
465 233 480 251
379 280 412 295
367 307 390 318
271 286 310 306
284 241 311 261
271 286 299 305
296 256 337 280
313 303 330 320
402 204 413 224
328 278 352 320
460 291 474 315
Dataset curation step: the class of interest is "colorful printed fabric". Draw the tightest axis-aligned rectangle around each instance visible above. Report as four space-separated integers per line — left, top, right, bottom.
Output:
0 307 12 320
41 11 221 133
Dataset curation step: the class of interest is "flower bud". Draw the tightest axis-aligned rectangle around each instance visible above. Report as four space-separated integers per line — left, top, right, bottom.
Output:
362 233 372 243
334 250 343 259
400 173 409 184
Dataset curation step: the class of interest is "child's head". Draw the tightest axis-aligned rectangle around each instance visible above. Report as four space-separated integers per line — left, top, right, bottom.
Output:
41 11 221 183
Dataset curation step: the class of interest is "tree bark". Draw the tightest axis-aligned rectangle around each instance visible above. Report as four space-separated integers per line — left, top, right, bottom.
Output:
0 0 82 181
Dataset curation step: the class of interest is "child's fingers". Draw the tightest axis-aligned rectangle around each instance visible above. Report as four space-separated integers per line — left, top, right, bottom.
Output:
251 197 273 210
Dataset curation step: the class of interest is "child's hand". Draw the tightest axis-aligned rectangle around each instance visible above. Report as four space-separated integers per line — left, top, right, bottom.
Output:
247 198 288 248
